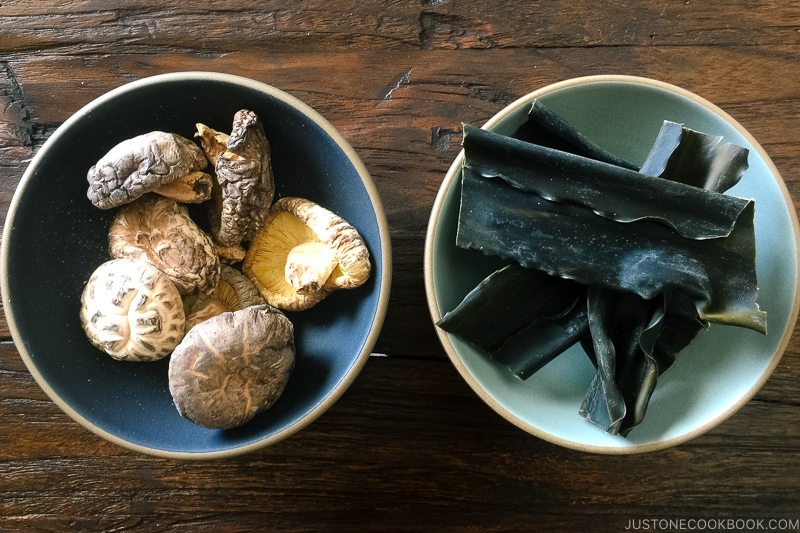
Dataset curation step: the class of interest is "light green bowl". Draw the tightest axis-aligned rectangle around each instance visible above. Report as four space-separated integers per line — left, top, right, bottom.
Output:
424 75 800 453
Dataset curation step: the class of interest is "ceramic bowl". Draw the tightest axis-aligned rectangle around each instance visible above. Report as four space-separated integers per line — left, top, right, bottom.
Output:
425 75 800 453
1 72 391 459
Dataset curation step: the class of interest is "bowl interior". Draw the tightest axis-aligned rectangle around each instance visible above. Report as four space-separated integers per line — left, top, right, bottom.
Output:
2 73 389 458
428 77 799 452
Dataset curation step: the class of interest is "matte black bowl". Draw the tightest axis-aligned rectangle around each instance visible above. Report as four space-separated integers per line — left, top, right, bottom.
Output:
1 72 391 459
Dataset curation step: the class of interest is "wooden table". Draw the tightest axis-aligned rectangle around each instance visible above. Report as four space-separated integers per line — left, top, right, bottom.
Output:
1 2 799 531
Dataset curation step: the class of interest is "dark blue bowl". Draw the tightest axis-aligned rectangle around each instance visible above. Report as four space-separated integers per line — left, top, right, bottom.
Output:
1 72 391 458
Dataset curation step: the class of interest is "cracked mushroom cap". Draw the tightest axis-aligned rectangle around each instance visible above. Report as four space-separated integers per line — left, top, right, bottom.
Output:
183 264 266 332
80 258 186 362
87 131 209 210
108 194 221 296
242 197 371 311
197 109 275 247
168 304 295 430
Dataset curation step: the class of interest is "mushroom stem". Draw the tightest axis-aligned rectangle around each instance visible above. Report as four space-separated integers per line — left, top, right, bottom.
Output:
154 171 214 204
285 241 338 295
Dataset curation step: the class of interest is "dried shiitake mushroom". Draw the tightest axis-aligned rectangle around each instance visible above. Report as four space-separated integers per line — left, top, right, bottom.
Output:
210 238 247 264
168 304 295 429
196 110 275 247
153 171 214 204
183 264 265 332
80 258 185 362
242 197 371 311
108 194 221 296
87 131 210 210
195 123 229 163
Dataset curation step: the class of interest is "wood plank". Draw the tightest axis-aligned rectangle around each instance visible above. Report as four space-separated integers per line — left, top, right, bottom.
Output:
2 2 800 531
1 348 798 530
0 1 797 56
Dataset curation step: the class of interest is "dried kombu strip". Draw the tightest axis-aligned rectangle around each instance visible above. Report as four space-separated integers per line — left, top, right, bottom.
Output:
511 100 639 170
462 124 751 240
446 115 760 438
576 122 750 435
578 288 706 435
491 296 589 380
579 288 665 435
456 166 765 334
437 263 582 353
652 290 709 371
640 120 750 193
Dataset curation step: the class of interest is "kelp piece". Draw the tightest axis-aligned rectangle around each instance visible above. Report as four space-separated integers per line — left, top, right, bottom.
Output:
462 124 752 240
456 166 766 334
573 127 745 437
492 296 589 380
579 288 664 436
575 123 748 436
437 263 582 353
640 121 750 193
652 290 708 370
512 100 639 170
584 291 705 366
450 114 759 438
581 289 710 436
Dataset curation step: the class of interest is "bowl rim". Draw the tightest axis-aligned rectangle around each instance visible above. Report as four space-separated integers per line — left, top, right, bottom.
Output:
0 71 393 460
424 74 800 454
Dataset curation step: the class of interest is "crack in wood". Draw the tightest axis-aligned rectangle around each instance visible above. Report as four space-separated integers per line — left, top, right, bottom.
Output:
383 69 413 100
1 63 27 118
0 62 33 149
419 11 494 50
430 126 461 152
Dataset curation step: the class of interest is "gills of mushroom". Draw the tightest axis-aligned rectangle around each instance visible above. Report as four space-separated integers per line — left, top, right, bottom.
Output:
242 197 371 312
182 264 265 332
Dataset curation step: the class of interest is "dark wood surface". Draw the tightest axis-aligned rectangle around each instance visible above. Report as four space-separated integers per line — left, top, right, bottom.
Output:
2 2 799 531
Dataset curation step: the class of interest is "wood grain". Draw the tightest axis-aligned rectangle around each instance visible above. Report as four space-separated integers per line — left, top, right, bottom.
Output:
1 1 799 530
1 349 799 531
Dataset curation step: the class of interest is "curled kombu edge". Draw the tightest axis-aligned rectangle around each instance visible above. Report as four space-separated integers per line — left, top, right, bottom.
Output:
436 101 764 436
462 124 752 240
456 162 763 332
437 263 583 353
